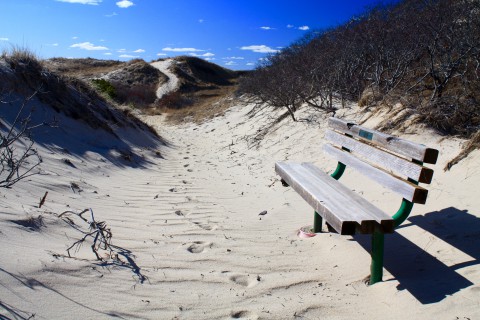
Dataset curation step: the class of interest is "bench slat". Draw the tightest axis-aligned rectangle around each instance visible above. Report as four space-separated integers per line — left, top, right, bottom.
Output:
325 130 434 184
301 162 395 233
275 162 394 235
328 117 439 164
323 144 429 204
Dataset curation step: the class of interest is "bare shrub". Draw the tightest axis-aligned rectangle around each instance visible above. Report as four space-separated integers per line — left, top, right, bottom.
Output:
0 92 44 188
241 0 480 144
156 91 194 110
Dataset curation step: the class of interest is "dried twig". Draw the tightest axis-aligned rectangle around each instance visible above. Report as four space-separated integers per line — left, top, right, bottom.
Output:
38 191 48 208
55 208 147 283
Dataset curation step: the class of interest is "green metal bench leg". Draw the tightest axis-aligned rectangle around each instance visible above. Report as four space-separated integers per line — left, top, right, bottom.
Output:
370 230 385 285
313 211 322 233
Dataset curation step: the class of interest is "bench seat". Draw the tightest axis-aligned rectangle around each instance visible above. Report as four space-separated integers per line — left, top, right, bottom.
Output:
275 161 394 235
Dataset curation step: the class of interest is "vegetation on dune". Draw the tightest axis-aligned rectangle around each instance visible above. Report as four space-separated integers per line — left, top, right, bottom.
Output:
240 0 480 142
92 78 117 99
1 47 161 142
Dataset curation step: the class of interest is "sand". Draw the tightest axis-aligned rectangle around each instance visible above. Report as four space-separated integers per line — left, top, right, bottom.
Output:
0 99 479 319
151 59 180 100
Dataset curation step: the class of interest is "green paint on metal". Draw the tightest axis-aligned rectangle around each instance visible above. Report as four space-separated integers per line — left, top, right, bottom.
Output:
370 230 385 285
392 199 414 228
314 211 322 233
392 160 421 228
359 129 373 141
330 162 346 180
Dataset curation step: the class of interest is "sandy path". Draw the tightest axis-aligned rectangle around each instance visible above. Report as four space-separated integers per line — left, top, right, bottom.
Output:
151 59 180 99
1 102 479 319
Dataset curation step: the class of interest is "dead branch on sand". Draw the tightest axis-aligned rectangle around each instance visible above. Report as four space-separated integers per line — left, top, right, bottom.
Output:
55 208 147 283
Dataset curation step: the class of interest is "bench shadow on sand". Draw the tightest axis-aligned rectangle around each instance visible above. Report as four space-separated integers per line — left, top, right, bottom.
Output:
354 207 478 304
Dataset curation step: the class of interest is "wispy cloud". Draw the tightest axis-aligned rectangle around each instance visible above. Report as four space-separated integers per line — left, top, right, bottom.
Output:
56 0 101 5
104 52 112 55
116 0 134 8
240 45 278 53
119 54 138 58
156 53 167 56
118 49 126 52
223 56 244 60
287 24 294 29
70 42 108 50
246 62 255 66
260 26 275 30
133 49 145 53
225 61 237 66
190 52 215 57
162 47 205 52
205 58 215 61
0 38 9 41
106 12 118 17
298 26 310 31
198 19 204 23
72 36 79 40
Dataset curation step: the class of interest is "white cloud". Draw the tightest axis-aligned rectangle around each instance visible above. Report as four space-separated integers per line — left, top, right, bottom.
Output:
225 61 237 66
260 26 275 30
246 62 255 66
56 0 101 4
70 42 108 50
118 48 126 52
162 47 205 52
0 38 9 41
198 19 204 23
116 0 134 8
119 54 138 58
133 49 145 53
72 36 79 39
298 26 310 31
190 52 215 57
156 53 167 56
240 45 278 53
205 58 215 61
287 24 294 28
104 52 112 55
223 56 244 60
106 12 118 17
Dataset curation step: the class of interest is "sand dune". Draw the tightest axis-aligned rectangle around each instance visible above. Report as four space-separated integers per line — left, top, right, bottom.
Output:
1 99 479 319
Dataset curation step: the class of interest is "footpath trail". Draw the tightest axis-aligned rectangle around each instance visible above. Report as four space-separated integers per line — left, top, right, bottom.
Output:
151 59 180 100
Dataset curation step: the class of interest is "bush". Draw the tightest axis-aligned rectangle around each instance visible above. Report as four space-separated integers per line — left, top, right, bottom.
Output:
92 79 117 99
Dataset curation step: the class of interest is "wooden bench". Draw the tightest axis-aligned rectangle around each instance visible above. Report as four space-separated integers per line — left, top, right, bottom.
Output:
275 117 439 284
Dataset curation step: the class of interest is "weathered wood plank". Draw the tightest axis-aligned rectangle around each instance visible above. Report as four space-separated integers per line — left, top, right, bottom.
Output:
301 162 395 233
328 117 439 164
275 162 394 234
325 130 434 184
323 144 429 204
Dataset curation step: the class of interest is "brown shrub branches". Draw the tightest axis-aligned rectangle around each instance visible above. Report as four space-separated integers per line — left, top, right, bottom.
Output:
240 0 480 138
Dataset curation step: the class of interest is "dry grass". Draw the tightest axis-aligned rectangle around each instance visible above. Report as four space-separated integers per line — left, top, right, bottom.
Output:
159 83 238 124
43 57 125 79
445 130 480 171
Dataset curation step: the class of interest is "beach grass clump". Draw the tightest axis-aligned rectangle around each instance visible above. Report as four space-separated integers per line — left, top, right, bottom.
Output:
92 78 117 99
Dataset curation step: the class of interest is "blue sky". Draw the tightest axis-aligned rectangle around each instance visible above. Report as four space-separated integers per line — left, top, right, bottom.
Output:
0 0 381 70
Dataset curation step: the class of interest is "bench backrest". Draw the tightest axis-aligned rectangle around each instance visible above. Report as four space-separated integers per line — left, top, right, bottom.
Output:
325 117 439 204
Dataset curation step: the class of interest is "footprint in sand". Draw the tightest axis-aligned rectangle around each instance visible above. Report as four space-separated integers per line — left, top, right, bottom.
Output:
192 221 218 231
228 274 259 288
186 241 212 253
230 311 259 320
